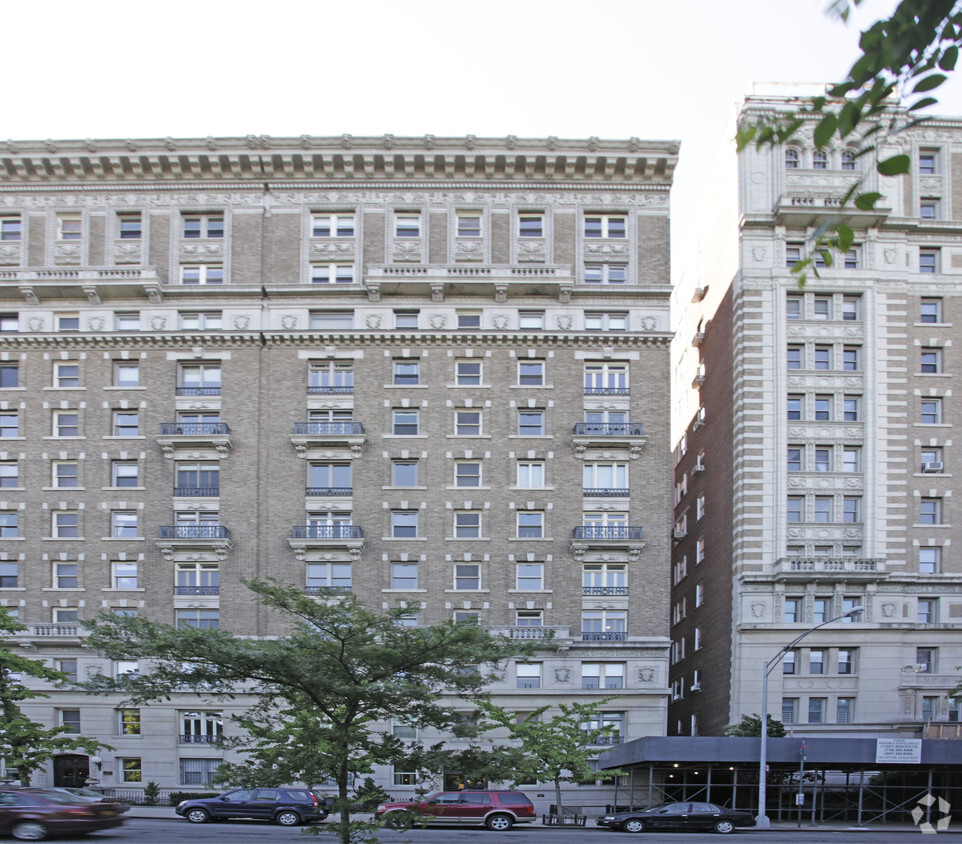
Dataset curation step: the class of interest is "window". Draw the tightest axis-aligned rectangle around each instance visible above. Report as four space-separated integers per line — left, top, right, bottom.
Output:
0 364 18 388
918 598 937 624
53 562 78 588
179 758 219 786
454 511 481 538
814 496 832 522
456 212 481 237
455 409 481 435
837 698 854 724
584 362 628 394
843 447 860 472
0 512 19 537
391 511 418 538
519 361 545 386
391 460 418 487
786 244 802 267
311 264 354 284
56 313 79 332
516 663 541 689
0 462 17 488
786 447 801 473
118 214 142 240
110 461 138 488
811 149 828 169
843 497 861 523
179 311 222 330
842 296 860 321
920 248 940 273
392 410 419 435
921 398 943 424
519 311 545 330
917 648 936 674
784 598 801 623
922 696 939 722
113 362 139 387
921 348 942 374
919 151 938 174
112 411 139 436
842 150 857 170
814 345 832 370
309 361 353 393
518 213 544 238
110 511 138 538
920 498 942 525
53 363 80 387
785 148 800 169
582 610 627 641
814 396 831 420
309 311 353 329
177 461 221 496
813 447 831 471
395 212 421 238
783 650 797 675
517 610 543 627
115 709 141 736
584 264 627 284
787 396 803 421
53 411 79 438
112 561 138 590
176 562 219 595
517 511 544 538
585 311 628 330
844 249 859 269
809 649 825 675
454 563 480 590
813 296 831 319
180 264 224 285
786 295 801 320
312 213 355 237
115 313 140 331
455 461 481 487
517 461 544 488
455 360 481 385
841 597 862 620
808 698 826 724
919 547 941 574
57 213 82 241
584 214 626 238
840 396 859 422
306 562 352 591
390 562 418 590
54 608 78 622
0 217 21 241
183 215 224 239
392 721 417 740
518 409 545 436
921 199 939 219
695 582 705 607
307 462 351 495
0 315 18 332
457 311 481 329
176 609 220 629
53 512 79 539
837 649 854 674
0 562 17 587
393 360 419 386
583 462 629 494
580 662 626 690
516 562 544 591
921 298 942 323
59 709 81 734
786 497 803 524
394 310 419 329
840 346 858 371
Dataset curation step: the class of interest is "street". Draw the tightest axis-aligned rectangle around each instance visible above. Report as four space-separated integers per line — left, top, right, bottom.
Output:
24 816 962 843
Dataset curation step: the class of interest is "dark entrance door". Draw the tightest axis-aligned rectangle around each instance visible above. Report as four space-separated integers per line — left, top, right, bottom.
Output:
53 755 89 787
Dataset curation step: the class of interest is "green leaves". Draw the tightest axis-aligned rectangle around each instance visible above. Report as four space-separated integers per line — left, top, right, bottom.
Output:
854 192 883 210
813 113 838 149
877 154 911 176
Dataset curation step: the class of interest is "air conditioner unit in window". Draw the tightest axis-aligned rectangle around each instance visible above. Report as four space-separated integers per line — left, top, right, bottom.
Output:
690 682 702 693
691 462 706 476
673 526 687 540
691 332 705 347
922 462 944 473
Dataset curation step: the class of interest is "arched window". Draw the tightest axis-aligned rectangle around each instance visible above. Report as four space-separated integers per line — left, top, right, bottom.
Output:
785 148 800 169
812 150 827 170
841 150 857 171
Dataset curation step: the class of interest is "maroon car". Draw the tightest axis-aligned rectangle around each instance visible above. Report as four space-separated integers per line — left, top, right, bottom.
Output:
0 788 125 840
375 790 536 831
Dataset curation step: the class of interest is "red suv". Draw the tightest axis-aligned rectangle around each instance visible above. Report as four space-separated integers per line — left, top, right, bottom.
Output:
375 790 535 831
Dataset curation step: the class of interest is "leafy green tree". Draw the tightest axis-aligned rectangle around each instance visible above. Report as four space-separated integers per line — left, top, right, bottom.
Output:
737 0 962 280
0 608 107 784
474 697 623 817
82 579 525 844
724 713 787 738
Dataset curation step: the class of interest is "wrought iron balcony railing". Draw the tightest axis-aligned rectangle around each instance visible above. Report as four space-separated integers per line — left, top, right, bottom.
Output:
174 487 220 497
582 586 628 596
573 526 643 541
291 524 362 539
306 487 352 497
175 387 222 396
160 422 231 436
159 525 229 540
293 422 364 436
581 631 628 642
175 585 220 596
582 488 629 497
572 422 644 436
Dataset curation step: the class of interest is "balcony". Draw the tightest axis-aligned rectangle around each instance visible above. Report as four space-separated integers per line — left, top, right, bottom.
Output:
585 733 623 746
582 488 629 498
307 385 354 395
288 524 363 559
175 387 221 397
291 422 365 457
772 556 886 582
365 264 575 303
179 734 223 745
156 525 231 560
174 487 220 498
489 625 570 641
571 423 646 459
581 631 628 642
174 586 220 596
0 267 163 305
773 172 888 227
923 723 962 740
157 423 232 458
8 623 88 645
584 386 629 396
583 586 628 597
571 526 645 559
304 586 352 596
306 487 352 497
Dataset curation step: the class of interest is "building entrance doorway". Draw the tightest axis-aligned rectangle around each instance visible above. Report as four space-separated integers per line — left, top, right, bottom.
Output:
53 755 89 787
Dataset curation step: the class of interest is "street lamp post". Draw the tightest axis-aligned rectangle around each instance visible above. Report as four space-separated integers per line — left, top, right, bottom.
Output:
755 606 864 829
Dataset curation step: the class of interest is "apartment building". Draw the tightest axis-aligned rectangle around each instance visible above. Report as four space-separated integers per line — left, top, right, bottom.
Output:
670 92 962 740
0 134 676 802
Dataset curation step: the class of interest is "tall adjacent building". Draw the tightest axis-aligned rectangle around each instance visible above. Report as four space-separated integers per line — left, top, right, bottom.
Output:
0 134 676 801
670 90 962 739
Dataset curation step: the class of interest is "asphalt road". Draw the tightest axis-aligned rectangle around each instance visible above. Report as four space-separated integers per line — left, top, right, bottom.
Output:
23 816 962 843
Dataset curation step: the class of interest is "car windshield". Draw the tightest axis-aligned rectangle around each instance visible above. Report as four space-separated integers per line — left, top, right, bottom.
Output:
32 791 92 805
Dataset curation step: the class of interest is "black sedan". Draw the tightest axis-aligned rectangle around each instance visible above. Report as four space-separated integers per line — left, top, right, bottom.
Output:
597 801 755 834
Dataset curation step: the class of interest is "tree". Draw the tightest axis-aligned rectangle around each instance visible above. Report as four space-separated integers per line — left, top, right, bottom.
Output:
82 579 526 844
737 0 962 280
0 608 106 785
724 713 787 738
474 697 623 817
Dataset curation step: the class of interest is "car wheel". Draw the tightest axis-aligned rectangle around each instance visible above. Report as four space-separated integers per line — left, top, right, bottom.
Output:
10 821 47 841
276 811 301 826
485 813 513 831
624 818 646 833
185 808 211 824
713 819 735 834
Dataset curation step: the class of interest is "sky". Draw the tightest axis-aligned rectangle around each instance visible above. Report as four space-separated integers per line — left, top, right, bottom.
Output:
6 0 962 269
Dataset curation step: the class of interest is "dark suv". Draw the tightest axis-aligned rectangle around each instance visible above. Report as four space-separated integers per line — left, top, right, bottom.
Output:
375 790 536 830
175 787 326 826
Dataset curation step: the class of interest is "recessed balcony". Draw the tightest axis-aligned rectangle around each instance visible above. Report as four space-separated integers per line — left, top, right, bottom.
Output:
157 422 232 458
290 422 365 457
